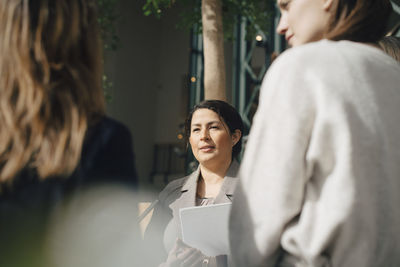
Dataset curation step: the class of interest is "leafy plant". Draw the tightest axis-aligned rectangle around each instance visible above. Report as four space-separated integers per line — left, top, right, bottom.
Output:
97 0 120 51
142 0 275 40
97 0 120 101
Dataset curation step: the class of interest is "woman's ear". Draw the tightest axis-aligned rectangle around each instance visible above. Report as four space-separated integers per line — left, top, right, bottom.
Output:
231 129 242 146
323 0 334 11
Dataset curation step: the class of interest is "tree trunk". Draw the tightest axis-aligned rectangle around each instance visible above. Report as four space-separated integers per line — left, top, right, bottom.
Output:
201 0 226 101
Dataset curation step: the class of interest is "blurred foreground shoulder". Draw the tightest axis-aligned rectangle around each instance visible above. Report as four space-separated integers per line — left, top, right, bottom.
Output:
80 116 138 187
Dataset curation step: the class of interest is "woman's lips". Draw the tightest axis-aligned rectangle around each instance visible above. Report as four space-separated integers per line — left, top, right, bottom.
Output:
286 34 293 44
199 146 215 152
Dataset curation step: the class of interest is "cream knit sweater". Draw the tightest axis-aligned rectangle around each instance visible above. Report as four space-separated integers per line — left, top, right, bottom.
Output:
230 40 400 267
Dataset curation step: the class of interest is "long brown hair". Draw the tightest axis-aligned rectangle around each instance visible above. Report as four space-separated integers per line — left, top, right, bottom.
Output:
0 0 105 182
379 36 400 62
325 0 393 43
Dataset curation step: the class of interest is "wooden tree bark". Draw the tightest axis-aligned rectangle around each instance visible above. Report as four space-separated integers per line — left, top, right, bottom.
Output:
201 0 226 101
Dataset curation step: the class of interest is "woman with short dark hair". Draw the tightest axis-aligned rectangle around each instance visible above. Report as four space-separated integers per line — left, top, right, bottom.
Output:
184 100 244 160
146 100 243 267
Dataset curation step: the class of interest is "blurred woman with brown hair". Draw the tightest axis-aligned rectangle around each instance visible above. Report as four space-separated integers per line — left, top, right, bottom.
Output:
230 0 400 266
0 0 138 264
0 0 104 182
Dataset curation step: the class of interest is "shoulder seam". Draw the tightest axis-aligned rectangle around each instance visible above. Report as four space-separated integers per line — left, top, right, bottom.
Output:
158 176 188 201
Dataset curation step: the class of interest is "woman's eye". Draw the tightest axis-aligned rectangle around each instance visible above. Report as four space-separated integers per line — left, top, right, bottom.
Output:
192 128 200 132
279 0 291 10
210 126 219 130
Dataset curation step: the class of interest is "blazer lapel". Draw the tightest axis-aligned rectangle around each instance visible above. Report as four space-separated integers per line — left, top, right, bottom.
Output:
169 167 200 236
214 160 239 204
167 161 239 237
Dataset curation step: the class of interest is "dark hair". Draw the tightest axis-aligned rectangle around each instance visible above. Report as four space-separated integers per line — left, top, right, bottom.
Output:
379 36 400 62
185 100 244 159
325 0 393 43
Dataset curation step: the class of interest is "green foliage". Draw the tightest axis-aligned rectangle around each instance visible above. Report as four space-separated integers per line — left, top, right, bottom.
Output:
142 0 275 40
102 74 113 102
97 0 120 51
97 0 121 101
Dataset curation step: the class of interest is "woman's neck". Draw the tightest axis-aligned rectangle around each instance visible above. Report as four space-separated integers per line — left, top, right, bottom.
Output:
200 159 231 182
197 159 232 198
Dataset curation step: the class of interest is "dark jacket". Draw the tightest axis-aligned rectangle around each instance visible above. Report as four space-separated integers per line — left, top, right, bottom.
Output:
0 116 138 266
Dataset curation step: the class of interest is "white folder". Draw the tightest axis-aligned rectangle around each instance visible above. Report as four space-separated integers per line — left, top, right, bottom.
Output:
179 202 232 257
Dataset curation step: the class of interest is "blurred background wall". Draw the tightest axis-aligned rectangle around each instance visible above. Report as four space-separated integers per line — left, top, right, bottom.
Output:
103 0 235 191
